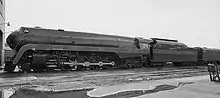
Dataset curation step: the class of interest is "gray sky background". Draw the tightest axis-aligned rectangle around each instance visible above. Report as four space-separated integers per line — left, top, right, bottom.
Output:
5 0 220 48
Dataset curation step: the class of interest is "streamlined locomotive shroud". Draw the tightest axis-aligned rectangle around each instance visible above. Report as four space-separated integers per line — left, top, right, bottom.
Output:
4 27 220 72
4 27 151 72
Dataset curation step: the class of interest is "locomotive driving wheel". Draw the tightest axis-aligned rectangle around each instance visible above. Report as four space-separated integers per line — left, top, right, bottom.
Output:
21 63 31 73
76 65 87 70
60 65 71 71
120 60 134 69
4 61 16 73
89 65 100 70
33 67 44 72
102 65 113 70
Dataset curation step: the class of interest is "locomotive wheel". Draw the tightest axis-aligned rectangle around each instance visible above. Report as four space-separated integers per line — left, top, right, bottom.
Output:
89 65 100 70
102 65 113 70
61 65 71 71
76 65 87 70
127 63 134 68
119 60 136 69
46 68 54 71
133 63 142 68
119 61 131 69
33 68 44 72
4 61 16 73
119 64 129 69
21 63 31 73
173 62 184 66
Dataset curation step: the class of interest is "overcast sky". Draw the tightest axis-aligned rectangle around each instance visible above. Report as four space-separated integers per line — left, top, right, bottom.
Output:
5 0 220 48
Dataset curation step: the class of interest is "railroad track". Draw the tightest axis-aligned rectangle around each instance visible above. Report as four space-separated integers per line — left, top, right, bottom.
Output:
0 66 208 90
31 66 207 85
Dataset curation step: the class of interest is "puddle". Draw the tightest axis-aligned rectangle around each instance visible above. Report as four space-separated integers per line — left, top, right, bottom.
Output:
87 82 154 97
9 88 93 98
5 82 194 98
1 89 14 98
0 74 198 98
90 84 178 98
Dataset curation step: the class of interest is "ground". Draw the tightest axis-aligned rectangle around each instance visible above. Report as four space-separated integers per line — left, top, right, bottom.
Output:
0 66 218 98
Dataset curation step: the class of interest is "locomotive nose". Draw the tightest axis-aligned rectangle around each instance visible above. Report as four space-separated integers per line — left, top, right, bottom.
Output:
6 31 19 49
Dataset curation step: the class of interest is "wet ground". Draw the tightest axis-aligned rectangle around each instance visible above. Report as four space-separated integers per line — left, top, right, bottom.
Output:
0 66 214 98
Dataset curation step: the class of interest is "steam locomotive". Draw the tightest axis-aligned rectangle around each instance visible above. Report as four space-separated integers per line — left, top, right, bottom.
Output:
3 27 220 72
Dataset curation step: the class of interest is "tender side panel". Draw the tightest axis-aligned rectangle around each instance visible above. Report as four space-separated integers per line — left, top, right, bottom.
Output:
203 50 220 62
152 49 198 62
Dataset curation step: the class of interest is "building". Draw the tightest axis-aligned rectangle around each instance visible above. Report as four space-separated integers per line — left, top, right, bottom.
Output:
0 0 5 67
4 43 13 62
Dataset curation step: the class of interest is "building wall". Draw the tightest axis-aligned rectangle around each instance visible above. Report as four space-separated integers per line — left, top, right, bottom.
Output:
0 0 5 67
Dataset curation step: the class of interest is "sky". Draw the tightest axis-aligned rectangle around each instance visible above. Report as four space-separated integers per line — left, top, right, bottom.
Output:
5 0 220 48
